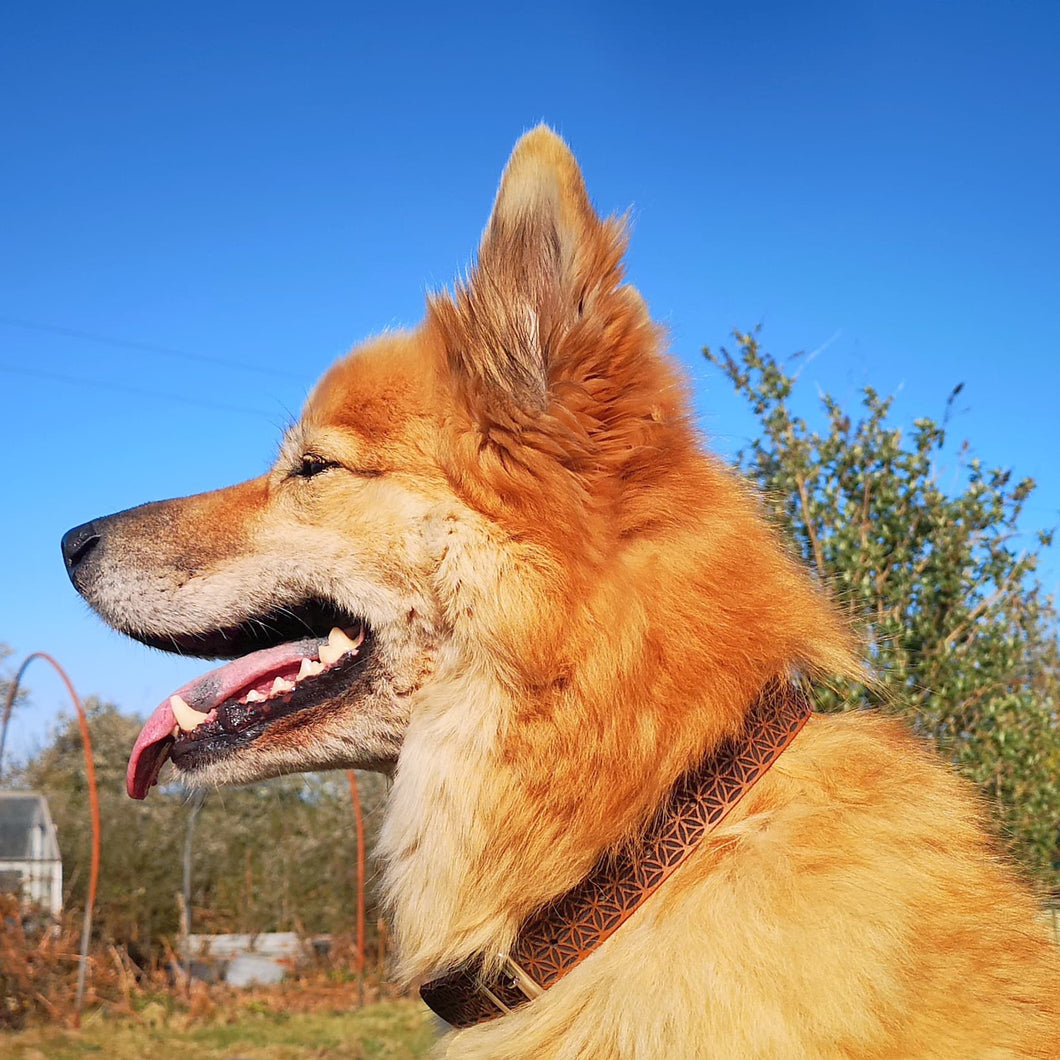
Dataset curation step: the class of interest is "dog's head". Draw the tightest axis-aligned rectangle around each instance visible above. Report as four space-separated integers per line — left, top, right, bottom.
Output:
61 126 678 797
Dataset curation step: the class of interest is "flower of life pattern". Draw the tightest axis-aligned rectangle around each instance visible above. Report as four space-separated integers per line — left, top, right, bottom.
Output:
420 678 812 1028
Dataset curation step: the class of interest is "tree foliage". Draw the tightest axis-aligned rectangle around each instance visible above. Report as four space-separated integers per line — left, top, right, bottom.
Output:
0 644 29 764
705 329 1060 889
7 697 386 950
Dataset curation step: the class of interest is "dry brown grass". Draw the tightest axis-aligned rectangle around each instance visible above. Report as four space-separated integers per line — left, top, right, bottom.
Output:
1 895 409 1034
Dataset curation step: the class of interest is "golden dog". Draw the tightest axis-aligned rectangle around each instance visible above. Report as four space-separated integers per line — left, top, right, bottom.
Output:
63 127 1060 1057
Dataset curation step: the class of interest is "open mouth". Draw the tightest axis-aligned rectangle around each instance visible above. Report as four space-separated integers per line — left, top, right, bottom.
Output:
126 600 372 799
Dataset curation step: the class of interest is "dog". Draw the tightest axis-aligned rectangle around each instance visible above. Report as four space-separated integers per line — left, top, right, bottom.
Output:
62 126 1060 1058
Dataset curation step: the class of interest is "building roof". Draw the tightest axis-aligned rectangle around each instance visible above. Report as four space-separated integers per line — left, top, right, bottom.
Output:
0 791 61 861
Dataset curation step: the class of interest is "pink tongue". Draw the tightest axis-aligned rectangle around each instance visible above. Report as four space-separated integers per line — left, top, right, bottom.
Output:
126 637 322 800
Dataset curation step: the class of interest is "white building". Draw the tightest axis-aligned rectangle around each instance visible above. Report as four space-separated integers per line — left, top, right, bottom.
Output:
0 791 63 917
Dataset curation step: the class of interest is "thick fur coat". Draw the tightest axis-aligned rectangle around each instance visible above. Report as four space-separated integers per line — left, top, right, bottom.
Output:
380 128 1060 1059
72 127 1060 1058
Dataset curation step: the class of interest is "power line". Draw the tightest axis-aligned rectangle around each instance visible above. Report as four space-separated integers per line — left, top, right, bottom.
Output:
0 314 306 381
0 362 281 419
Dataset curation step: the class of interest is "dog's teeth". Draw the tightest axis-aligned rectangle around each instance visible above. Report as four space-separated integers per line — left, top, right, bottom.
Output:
318 642 343 666
329 626 354 648
297 657 325 681
320 626 361 666
171 694 211 733
332 626 363 651
270 677 295 696
245 689 267 703
171 725 180 739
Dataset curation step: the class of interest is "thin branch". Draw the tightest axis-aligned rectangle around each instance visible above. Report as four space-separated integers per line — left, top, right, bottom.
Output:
942 554 1026 650
795 472 827 576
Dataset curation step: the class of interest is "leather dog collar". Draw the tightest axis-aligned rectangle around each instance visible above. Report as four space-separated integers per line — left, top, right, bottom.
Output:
420 677 812 1028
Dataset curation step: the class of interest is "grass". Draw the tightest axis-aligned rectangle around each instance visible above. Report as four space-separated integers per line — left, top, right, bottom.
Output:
1 999 435 1060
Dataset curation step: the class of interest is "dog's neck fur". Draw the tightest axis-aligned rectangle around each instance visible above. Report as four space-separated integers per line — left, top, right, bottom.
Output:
376 127 857 985
378 453 856 982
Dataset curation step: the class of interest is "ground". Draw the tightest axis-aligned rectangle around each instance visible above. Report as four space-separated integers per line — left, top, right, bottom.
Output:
1 998 434 1060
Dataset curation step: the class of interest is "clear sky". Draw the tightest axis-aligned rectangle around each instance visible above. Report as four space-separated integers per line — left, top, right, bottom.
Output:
1 1 1057 763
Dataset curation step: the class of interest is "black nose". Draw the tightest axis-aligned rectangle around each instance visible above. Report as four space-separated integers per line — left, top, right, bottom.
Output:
61 520 101 583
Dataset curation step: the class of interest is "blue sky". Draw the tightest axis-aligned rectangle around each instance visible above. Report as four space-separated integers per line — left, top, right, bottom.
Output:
1 1 1057 763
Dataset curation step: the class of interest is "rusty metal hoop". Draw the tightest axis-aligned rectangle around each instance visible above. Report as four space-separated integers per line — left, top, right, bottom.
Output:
0 652 101 1025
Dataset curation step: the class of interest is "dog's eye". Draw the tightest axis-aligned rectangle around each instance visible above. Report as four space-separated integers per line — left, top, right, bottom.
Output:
295 455 338 478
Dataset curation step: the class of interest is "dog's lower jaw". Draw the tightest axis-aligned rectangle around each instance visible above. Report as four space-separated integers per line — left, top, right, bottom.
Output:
168 660 418 789
173 727 403 789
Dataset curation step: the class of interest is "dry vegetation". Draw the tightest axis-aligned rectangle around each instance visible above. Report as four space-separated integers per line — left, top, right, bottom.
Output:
1 895 431 1058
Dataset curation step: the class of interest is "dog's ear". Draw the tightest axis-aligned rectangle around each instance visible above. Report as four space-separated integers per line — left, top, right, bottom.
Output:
431 125 636 423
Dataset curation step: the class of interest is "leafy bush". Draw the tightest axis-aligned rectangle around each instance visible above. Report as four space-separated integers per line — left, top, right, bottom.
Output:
705 329 1060 888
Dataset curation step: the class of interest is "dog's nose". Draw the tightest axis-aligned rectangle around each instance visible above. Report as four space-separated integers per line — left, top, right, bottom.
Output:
61 520 101 583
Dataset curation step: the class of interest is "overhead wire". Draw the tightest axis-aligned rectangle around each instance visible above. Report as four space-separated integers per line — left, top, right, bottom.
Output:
0 314 317 418
0 361 282 419
0 314 306 380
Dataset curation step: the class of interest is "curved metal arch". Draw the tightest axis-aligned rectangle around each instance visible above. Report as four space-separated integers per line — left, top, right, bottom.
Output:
0 651 101 1025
